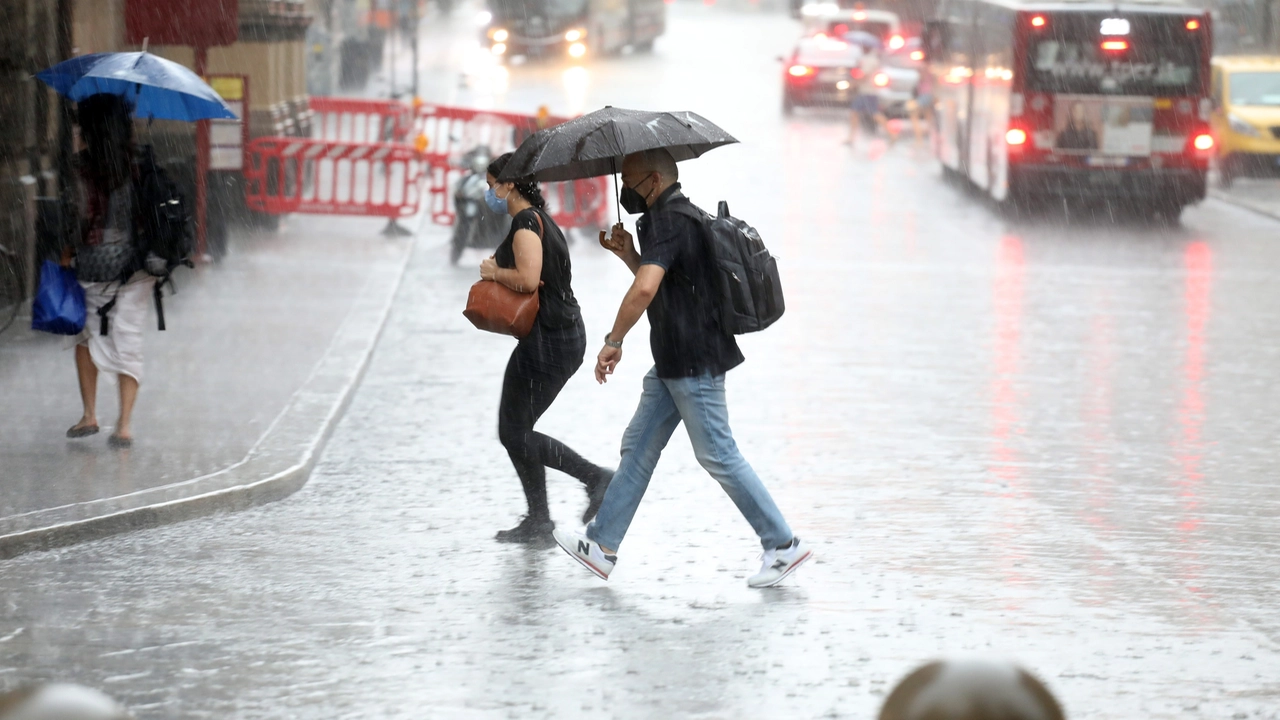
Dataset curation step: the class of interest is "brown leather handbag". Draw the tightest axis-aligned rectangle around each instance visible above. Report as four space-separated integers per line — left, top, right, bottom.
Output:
463 212 543 338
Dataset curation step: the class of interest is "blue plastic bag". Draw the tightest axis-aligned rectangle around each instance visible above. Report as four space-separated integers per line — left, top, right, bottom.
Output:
31 260 86 335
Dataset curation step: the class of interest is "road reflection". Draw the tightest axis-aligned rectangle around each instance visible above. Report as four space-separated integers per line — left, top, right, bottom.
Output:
988 234 1030 597
1176 240 1212 603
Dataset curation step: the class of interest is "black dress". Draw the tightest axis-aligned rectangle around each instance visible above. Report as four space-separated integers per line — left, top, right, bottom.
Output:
493 207 605 528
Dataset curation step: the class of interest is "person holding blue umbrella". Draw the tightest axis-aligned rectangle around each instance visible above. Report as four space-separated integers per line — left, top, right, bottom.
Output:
37 51 233 448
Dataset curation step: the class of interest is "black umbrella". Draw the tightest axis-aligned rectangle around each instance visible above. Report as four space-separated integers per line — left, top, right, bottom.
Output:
498 106 737 220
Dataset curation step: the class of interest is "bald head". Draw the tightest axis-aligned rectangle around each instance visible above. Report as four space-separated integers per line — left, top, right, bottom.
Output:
879 661 1065 720
620 148 678 209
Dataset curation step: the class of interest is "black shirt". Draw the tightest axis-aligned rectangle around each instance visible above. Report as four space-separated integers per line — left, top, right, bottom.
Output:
494 207 580 331
638 184 744 378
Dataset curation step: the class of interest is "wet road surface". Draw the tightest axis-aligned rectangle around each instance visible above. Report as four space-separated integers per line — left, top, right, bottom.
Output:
3 4 1280 718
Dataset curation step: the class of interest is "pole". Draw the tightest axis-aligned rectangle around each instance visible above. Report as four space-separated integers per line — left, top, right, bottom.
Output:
389 5 397 99
195 45 209 261
56 0 75 248
411 1 420 99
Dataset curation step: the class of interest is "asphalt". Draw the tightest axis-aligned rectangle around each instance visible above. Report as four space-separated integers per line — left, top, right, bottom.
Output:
0 215 419 557
1210 176 1280 221
2 2 1280 718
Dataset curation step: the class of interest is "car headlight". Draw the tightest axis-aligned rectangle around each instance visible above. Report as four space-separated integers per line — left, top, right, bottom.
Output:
1228 113 1262 138
565 28 584 42
492 28 509 43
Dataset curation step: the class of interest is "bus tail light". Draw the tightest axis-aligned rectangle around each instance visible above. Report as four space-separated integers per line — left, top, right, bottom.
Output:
1186 19 1200 30
889 35 905 50
1006 128 1028 146
788 65 815 78
1193 133 1214 151
1101 40 1129 52
1030 15 1046 28
873 72 890 87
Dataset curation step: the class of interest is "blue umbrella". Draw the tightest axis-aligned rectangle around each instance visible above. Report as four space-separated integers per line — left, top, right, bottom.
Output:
35 52 236 122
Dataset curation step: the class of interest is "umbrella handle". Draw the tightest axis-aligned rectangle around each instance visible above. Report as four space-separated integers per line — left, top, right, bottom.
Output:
612 156 621 226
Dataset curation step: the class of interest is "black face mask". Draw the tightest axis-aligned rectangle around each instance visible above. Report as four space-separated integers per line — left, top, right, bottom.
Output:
619 176 652 215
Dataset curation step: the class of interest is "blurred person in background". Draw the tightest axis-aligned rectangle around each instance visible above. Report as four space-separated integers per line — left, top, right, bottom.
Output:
909 65 935 144
846 45 897 147
65 94 156 449
479 152 614 547
879 660 1066 720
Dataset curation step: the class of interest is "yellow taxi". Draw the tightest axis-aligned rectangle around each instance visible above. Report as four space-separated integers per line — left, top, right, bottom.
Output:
1210 55 1280 186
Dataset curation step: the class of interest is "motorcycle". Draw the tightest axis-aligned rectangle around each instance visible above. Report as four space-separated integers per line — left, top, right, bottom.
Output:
450 146 509 265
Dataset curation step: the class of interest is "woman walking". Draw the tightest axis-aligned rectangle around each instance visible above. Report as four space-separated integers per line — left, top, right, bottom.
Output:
64 94 155 449
479 152 612 546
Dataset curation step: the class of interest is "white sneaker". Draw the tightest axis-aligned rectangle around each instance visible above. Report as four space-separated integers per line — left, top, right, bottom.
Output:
747 537 813 588
553 528 616 580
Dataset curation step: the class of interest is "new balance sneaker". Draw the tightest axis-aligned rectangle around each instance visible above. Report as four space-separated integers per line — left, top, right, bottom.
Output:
747 537 813 588
553 528 616 580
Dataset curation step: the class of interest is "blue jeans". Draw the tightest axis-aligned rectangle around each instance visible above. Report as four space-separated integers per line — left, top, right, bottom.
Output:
586 368 793 551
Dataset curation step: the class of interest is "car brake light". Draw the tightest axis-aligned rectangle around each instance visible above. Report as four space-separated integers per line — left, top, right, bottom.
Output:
853 10 867 20
873 72 889 87
910 50 924 61
1186 19 1200 30
789 65 815 77
1030 15 1046 28
834 23 848 35
1193 133 1214 150
1006 128 1028 145
1101 40 1128 51
888 35 905 50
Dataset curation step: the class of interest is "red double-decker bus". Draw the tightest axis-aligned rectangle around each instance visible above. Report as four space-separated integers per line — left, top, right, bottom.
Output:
924 0 1214 218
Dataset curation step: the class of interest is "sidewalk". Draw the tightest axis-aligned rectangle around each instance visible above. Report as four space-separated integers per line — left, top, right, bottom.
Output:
1208 176 1280 220
0 214 421 558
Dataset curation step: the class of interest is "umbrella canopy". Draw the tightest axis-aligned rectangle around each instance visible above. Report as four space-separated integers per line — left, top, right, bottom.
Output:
36 52 236 122
497 106 738 183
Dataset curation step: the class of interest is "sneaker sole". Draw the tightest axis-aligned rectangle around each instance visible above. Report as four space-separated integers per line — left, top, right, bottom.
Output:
749 549 813 588
554 534 611 581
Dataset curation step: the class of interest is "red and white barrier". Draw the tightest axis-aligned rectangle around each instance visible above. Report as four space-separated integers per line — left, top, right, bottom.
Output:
244 138 425 218
309 97 415 144
245 99 612 230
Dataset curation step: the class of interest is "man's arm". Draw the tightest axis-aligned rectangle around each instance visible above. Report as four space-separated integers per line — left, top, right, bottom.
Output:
595 264 665 383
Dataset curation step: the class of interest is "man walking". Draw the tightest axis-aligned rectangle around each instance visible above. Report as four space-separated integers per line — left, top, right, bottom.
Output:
552 148 811 588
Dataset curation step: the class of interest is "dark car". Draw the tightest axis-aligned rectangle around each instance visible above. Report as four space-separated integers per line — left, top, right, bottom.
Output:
782 36 863 114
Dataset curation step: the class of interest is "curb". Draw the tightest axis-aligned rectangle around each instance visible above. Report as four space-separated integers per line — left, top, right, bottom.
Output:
0 234 417 560
1209 189 1280 222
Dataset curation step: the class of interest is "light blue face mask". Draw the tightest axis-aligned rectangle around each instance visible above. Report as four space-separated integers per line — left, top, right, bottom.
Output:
484 186 508 214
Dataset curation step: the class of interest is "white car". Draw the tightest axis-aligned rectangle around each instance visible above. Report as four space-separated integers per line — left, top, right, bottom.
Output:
800 6 905 50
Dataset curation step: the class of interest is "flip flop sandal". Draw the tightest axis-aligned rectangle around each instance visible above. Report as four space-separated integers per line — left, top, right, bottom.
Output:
66 424 100 439
107 434 133 449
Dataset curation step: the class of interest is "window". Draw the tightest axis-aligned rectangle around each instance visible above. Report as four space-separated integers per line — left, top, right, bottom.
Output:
1228 71 1280 107
1025 14 1202 96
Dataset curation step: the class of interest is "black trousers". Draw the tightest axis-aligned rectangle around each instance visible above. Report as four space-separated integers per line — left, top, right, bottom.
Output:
497 317 604 521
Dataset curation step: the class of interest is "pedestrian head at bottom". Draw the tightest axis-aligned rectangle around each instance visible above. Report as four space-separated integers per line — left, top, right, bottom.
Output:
879 660 1066 720
0 683 133 720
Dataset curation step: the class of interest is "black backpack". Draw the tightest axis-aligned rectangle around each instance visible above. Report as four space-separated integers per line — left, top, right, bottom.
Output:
670 201 785 335
132 146 193 331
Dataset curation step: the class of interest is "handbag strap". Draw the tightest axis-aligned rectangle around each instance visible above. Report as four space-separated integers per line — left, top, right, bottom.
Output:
532 209 544 239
